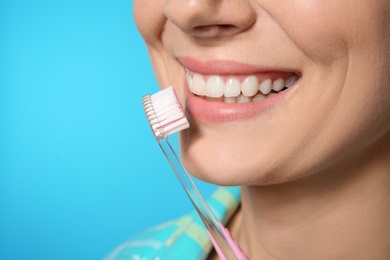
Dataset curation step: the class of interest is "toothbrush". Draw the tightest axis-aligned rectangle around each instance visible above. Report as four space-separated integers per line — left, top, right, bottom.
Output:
142 86 248 260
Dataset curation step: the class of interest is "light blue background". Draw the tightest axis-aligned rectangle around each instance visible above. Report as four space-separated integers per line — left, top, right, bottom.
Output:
0 1 216 259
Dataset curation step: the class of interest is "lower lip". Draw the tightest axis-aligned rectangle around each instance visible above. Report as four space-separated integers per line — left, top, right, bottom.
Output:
186 87 295 123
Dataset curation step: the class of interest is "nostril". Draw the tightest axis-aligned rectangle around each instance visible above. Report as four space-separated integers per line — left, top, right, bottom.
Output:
192 24 241 38
164 0 256 39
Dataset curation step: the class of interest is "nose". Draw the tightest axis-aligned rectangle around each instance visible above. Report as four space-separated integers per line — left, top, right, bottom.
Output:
164 0 256 38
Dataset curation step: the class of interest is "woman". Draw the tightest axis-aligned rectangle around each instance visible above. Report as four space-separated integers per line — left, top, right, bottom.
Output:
109 0 390 259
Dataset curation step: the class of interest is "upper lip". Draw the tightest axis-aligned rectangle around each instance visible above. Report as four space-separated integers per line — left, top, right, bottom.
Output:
178 57 300 76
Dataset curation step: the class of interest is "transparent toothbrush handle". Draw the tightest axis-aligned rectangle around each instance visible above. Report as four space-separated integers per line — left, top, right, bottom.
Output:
158 138 248 260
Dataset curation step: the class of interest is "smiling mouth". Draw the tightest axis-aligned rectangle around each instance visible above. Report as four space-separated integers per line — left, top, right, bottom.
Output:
180 58 301 122
186 70 299 104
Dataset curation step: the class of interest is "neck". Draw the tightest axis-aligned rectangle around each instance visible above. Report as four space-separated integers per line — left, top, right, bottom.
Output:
238 135 390 259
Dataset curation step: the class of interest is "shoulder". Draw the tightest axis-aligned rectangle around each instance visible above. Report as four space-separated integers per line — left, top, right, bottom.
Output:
105 186 241 260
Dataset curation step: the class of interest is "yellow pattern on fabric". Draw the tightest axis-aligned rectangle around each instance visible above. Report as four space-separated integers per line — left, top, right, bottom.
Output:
165 216 193 246
185 221 212 253
213 188 237 209
212 188 240 224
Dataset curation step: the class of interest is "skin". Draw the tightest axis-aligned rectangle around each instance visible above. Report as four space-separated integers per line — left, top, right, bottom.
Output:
133 0 390 259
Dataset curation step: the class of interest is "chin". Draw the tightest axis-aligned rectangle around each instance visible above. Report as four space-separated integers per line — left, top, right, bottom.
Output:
180 143 303 187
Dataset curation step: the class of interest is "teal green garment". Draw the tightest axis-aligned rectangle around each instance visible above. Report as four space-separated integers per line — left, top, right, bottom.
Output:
105 187 241 260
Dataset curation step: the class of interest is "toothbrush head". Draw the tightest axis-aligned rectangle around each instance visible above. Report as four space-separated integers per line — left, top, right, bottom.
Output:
142 86 190 141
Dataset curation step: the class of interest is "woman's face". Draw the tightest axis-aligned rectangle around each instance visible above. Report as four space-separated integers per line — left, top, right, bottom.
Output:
134 0 390 185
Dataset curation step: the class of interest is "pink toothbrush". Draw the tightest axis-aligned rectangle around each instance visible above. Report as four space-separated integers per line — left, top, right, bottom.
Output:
142 86 248 260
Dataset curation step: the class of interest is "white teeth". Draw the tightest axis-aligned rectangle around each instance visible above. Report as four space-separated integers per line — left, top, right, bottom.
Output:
191 74 206 96
207 96 223 102
186 72 299 104
241 76 259 97
186 73 192 88
259 79 272 95
237 94 251 103
285 75 299 88
224 96 237 103
252 93 266 102
272 78 285 91
206 75 224 98
224 78 241 97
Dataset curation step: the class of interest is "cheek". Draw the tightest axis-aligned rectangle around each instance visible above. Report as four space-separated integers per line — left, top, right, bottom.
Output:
133 0 166 45
263 1 359 64
269 0 390 66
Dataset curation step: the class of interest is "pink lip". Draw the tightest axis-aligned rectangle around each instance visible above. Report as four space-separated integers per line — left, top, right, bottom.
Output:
186 88 294 123
178 57 299 75
179 57 299 123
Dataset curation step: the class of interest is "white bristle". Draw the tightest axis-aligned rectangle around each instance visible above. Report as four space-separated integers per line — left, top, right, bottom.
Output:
143 86 190 140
